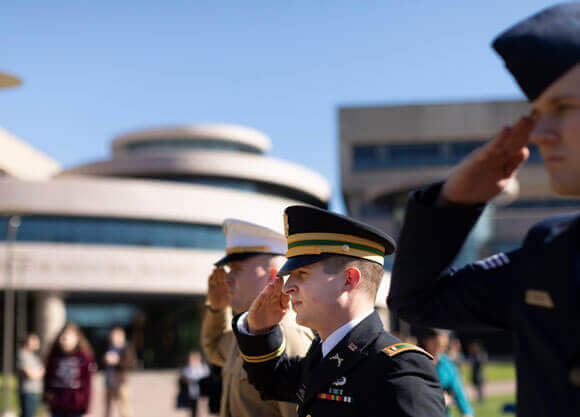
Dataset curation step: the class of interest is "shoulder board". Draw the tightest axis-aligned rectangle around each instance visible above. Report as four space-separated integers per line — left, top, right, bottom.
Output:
381 343 434 360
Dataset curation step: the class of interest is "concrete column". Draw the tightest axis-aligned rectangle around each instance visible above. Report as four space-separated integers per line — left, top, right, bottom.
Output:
34 291 66 352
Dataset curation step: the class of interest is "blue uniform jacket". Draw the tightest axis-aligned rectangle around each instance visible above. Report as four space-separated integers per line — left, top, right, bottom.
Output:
388 183 580 417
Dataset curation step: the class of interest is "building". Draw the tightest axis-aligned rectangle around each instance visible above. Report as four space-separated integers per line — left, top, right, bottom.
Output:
339 99 580 353
0 124 329 367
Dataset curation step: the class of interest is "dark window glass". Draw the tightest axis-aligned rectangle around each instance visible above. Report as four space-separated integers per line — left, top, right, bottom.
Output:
0 216 225 249
129 175 327 209
505 199 580 209
353 139 542 170
124 138 261 154
527 145 543 163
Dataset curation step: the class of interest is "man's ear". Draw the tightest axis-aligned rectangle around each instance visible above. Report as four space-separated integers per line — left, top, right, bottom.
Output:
344 267 361 291
269 268 278 283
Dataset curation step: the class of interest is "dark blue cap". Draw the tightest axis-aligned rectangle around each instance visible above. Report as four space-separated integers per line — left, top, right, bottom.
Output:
492 3 580 101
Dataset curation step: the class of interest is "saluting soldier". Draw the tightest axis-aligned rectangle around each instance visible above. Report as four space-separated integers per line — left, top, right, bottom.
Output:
233 206 446 417
388 3 580 416
201 219 314 417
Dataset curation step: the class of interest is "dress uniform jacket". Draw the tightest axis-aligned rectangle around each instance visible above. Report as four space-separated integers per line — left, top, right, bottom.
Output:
388 183 580 417
233 311 446 417
201 307 313 417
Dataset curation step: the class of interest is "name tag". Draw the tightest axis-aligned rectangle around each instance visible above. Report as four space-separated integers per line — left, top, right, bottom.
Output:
525 290 554 309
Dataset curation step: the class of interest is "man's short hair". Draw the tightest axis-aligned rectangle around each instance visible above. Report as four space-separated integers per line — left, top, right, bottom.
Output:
322 255 384 297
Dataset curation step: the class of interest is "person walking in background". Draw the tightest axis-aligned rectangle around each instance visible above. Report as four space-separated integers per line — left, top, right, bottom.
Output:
179 351 209 417
447 337 465 369
199 365 222 416
17 333 44 417
201 218 314 417
102 326 137 417
44 323 95 417
468 341 488 403
422 329 474 417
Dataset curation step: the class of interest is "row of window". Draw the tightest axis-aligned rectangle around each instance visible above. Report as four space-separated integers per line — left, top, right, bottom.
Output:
133 175 328 209
0 216 225 249
353 140 542 170
123 138 261 155
505 199 580 209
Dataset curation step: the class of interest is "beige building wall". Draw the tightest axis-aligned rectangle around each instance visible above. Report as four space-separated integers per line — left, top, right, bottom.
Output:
0 127 60 180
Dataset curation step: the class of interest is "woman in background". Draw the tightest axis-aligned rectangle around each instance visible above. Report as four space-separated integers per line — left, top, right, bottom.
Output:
44 323 96 417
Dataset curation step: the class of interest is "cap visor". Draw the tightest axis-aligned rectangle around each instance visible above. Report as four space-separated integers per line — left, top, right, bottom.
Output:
277 254 332 276
214 252 284 266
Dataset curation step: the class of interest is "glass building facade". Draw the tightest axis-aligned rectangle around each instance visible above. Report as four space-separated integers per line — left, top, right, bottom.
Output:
122 138 261 154
0 216 225 249
353 140 543 170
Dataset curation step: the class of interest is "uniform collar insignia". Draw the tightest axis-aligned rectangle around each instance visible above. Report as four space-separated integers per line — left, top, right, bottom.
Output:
329 353 344 367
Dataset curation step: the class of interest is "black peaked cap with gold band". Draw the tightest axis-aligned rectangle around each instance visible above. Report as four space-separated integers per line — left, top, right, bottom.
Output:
278 205 396 276
492 3 580 101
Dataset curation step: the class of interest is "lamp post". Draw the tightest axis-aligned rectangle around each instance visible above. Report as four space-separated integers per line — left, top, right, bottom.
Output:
2 216 21 417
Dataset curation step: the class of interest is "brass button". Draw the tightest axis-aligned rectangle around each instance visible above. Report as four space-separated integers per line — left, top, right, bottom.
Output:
569 367 580 386
306 415 312 417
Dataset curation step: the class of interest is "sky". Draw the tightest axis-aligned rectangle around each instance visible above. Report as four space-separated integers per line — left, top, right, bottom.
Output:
2 0 559 212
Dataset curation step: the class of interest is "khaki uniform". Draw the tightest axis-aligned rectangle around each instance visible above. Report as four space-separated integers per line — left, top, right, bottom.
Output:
202 307 313 417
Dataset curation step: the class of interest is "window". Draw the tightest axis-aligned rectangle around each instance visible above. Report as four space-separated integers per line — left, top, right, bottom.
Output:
0 216 225 249
124 138 261 154
505 199 580 209
130 175 328 208
353 140 542 170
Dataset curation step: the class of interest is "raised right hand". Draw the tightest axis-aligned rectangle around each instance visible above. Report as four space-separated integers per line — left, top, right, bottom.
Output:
440 116 534 205
248 276 290 333
207 267 230 311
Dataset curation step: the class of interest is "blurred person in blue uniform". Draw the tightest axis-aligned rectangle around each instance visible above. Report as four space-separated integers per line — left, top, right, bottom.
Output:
388 4 580 416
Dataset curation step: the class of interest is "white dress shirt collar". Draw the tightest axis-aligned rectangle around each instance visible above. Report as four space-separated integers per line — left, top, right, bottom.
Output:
321 310 374 358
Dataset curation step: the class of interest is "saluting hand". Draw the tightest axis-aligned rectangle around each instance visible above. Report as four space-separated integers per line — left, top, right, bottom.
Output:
207 267 230 311
248 275 291 333
441 116 534 205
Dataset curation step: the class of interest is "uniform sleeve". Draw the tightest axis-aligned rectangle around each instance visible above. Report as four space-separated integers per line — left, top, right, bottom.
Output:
380 352 446 417
388 182 519 331
201 307 234 367
233 316 306 404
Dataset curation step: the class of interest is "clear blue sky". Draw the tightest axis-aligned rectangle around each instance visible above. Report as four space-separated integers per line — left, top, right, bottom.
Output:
2 0 557 212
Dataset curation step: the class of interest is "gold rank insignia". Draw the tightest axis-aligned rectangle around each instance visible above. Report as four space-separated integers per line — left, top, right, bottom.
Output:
525 289 554 309
382 343 434 360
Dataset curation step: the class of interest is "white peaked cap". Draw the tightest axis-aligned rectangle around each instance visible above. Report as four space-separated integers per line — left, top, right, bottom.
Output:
214 218 287 266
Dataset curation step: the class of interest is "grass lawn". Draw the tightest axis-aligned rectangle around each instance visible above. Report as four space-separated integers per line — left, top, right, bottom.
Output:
460 361 516 383
0 375 19 412
450 393 516 417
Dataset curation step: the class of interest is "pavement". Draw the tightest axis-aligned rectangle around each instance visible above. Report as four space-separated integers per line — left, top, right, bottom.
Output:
22 371 514 417
86 371 217 417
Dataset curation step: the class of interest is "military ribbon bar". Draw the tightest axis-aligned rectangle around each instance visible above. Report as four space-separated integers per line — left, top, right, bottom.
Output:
317 393 353 403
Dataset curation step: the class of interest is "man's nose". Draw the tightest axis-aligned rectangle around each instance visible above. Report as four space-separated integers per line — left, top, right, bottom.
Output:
282 278 296 295
530 113 560 146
